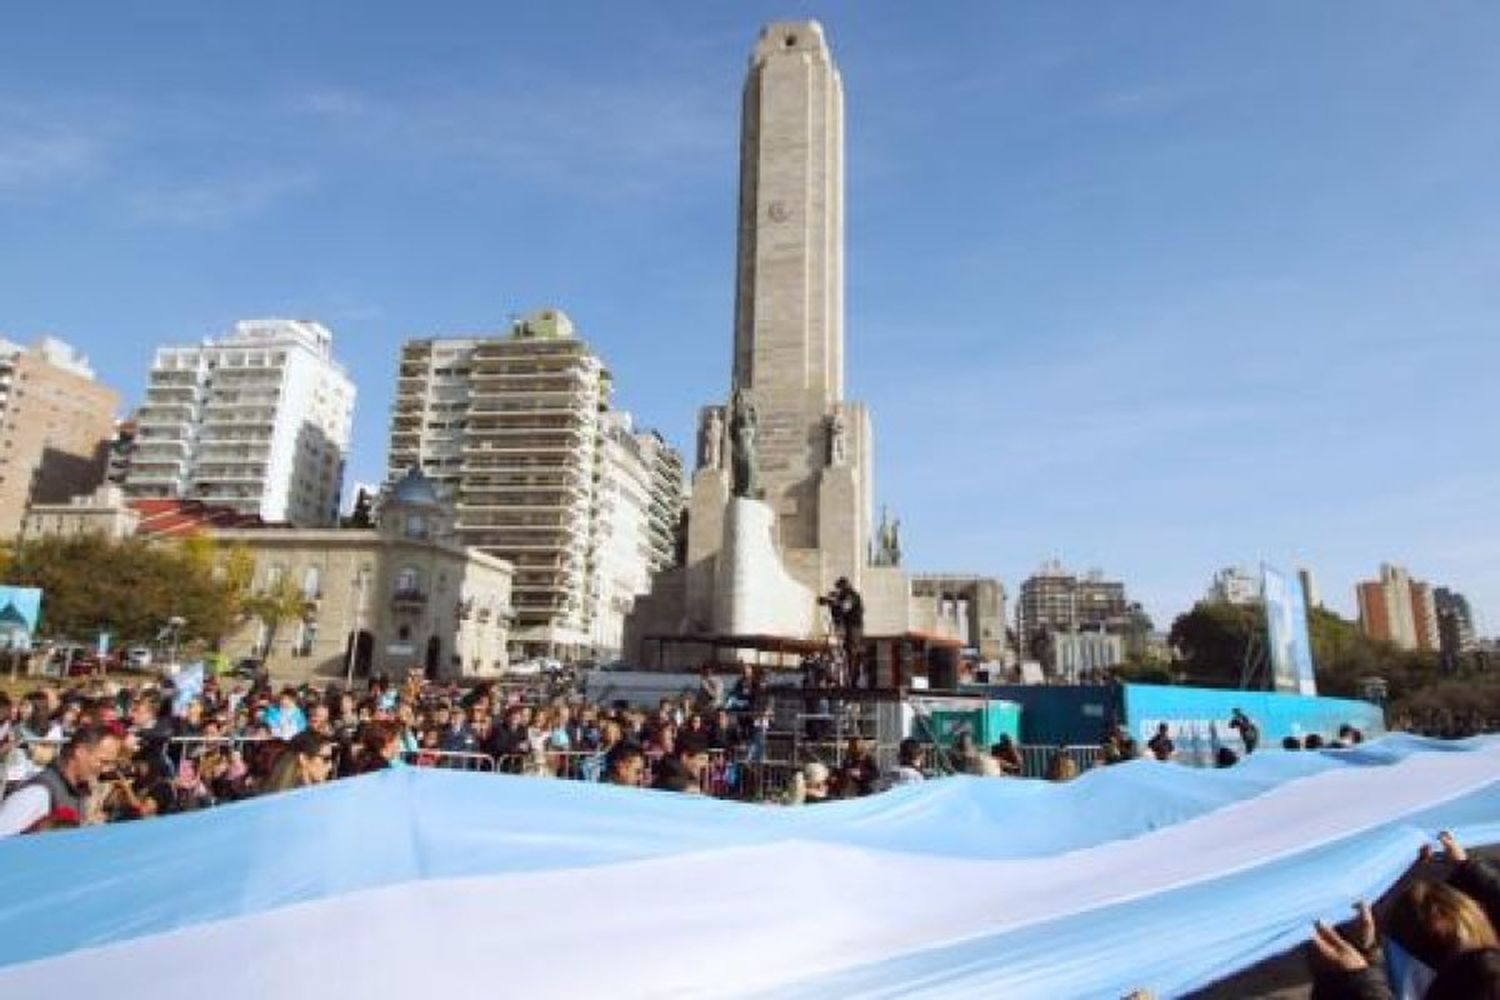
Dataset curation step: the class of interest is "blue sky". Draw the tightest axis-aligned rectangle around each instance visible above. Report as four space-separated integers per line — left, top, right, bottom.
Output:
2 2 1496 633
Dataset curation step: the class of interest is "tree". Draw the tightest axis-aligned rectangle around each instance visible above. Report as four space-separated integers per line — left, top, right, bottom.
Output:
241 576 309 660
1168 600 1264 689
4 533 245 645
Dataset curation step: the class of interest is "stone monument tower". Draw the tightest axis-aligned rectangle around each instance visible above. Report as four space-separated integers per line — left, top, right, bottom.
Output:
626 21 901 660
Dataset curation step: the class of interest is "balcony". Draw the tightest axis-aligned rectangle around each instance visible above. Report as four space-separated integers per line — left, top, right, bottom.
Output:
391 589 428 612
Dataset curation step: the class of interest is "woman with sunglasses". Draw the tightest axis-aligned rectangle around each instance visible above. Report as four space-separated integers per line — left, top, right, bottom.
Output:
262 730 335 793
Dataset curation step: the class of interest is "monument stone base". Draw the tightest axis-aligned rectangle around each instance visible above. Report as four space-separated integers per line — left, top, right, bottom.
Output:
714 497 815 641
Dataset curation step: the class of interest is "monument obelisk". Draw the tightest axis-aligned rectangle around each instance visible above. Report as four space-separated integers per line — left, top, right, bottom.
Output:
626 21 896 662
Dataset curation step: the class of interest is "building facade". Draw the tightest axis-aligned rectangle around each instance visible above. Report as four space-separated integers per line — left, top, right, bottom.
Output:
0 337 119 538
386 310 683 661
909 574 1006 660
1019 562 1129 641
1356 563 1439 652
1206 566 1261 606
214 469 512 683
20 484 140 540
125 320 354 526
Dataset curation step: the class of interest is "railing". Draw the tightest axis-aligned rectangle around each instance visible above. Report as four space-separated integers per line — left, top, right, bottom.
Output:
1017 744 1101 779
399 749 496 772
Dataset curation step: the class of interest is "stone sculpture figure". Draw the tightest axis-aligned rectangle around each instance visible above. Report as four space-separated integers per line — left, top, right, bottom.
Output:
827 406 847 466
871 506 903 567
699 407 724 470
729 388 760 498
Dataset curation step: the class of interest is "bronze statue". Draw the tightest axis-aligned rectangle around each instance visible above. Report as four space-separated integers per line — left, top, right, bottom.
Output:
729 388 760 498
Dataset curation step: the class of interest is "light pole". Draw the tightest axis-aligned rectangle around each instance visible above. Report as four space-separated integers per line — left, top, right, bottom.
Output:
167 616 186 669
344 567 368 690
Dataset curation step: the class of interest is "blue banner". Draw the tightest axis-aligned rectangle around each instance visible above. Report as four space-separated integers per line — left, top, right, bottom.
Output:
1263 565 1317 695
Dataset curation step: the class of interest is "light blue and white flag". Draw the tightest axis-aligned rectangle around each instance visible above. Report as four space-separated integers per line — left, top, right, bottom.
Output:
2 735 1500 998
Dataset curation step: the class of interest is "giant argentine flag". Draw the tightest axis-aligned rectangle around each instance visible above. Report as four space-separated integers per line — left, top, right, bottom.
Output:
3 735 1500 998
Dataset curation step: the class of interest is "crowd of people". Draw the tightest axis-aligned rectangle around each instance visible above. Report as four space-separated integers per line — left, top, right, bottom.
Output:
0 667 1423 842
0 664 972 835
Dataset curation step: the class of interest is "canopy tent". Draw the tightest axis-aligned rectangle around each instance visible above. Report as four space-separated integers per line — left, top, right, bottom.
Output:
3 735 1500 997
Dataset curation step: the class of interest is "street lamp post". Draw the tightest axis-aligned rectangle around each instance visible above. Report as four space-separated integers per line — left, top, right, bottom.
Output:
344 568 368 690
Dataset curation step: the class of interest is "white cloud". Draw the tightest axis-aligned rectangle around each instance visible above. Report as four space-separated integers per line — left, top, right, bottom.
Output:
125 169 317 227
291 82 731 196
0 123 104 188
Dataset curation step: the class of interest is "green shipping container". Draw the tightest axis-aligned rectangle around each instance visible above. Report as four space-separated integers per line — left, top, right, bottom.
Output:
926 699 1022 748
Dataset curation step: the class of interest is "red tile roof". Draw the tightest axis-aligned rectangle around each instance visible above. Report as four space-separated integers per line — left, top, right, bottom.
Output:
129 499 282 536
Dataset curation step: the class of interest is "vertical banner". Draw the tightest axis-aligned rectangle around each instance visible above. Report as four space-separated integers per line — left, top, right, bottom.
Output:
0 585 42 650
1262 566 1317 695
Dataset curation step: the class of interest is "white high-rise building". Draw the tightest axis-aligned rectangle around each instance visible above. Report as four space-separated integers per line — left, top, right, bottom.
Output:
387 309 685 661
591 413 686 659
125 320 355 526
1207 566 1262 606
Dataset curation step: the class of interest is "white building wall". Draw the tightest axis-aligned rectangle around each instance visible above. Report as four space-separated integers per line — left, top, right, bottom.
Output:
125 320 354 526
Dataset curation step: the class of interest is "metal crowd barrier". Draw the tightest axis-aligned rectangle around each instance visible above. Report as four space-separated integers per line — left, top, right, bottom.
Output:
399 749 497 772
1017 744 1101 779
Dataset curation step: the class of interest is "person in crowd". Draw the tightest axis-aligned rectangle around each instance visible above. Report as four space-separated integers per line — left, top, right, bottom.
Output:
264 688 308 739
1309 840 1500 1000
1229 707 1260 754
990 735 1023 776
889 738 926 786
786 761 833 805
652 734 710 794
487 705 530 772
697 665 724 712
1147 723 1175 762
439 706 478 755
0 724 123 836
1045 746 1079 782
604 743 646 787
1306 734 1326 750
1215 746 1240 768
263 731 335 794
951 732 986 775
1283 736 1303 751
354 721 401 774
835 737 881 797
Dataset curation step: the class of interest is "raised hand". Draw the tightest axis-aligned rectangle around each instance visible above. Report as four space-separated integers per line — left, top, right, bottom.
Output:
1419 829 1469 864
1311 920 1370 973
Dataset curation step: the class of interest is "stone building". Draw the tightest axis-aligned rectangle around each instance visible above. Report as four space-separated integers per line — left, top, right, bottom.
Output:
0 337 119 538
386 310 683 661
213 469 512 683
19 484 140 541
125 319 354 526
909 574 1007 660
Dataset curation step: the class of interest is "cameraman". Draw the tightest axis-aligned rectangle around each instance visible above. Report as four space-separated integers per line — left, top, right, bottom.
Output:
820 577 865 681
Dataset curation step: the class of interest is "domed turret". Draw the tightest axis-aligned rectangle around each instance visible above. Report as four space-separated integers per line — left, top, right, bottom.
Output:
390 466 441 508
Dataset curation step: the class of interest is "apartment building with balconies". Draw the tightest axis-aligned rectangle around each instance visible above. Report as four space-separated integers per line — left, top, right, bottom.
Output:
386 309 684 661
124 320 355 526
0 337 119 538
